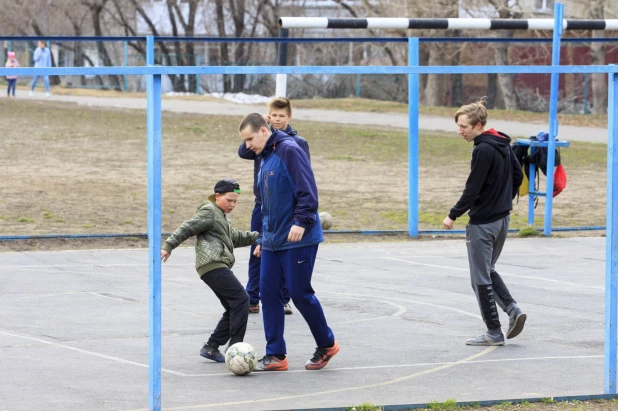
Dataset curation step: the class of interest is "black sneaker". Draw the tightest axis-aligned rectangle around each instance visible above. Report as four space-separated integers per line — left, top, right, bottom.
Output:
507 307 527 339
200 343 225 362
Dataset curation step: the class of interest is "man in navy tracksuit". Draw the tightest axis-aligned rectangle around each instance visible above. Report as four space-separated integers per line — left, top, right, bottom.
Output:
238 98 310 316
239 112 339 371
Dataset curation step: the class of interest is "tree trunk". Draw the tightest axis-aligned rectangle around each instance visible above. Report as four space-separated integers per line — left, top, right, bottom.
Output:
90 2 121 90
214 0 231 92
494 36 519 110
424 44 446 107
589 1 606 114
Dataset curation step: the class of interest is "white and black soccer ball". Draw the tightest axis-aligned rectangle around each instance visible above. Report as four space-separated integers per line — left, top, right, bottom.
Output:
225 342 258 375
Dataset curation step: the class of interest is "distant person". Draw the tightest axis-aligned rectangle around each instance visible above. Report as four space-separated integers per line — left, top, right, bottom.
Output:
161 179 259 362
30 40 52 98
239 113 339 372
443 98 526 347
237 97 310 316
5 51 20 98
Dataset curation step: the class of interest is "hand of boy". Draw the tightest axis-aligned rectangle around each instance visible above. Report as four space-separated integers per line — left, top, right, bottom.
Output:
253 245 262 258
443 216 454 230
161 249 170 262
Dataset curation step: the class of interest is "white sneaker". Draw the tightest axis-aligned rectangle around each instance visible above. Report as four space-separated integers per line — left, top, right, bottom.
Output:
46 92 50 98
29 90 33 97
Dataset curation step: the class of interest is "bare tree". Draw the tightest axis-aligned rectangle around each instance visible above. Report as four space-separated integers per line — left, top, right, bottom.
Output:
488 0 522 110
588 0 607 114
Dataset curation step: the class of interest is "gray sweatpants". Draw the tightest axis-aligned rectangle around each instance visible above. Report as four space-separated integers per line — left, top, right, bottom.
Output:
466 215 517 334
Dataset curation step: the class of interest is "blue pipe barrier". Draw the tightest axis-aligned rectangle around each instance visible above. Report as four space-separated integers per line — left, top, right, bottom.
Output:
288 393 618 411
0 226 605 242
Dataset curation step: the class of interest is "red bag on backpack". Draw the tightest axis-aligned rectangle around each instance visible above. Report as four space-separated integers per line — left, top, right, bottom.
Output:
553 164 566 197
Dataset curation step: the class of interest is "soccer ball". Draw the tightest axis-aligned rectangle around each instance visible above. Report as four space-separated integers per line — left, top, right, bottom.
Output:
319 212 333 230
225 342 258 375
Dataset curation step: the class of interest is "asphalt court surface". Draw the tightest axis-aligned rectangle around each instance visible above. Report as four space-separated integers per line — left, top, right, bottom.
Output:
0 237 608 410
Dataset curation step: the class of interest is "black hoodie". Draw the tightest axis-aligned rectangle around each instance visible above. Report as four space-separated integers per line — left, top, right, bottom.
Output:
449 129 524 225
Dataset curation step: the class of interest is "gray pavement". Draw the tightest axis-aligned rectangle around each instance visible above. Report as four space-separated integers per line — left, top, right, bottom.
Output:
20 90 608 144
0 237 608 411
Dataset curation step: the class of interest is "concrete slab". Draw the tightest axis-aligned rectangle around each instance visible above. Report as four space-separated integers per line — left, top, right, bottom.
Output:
0 237 607 411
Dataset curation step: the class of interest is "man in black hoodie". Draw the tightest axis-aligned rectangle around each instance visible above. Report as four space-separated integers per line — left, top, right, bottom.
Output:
443 98 526 346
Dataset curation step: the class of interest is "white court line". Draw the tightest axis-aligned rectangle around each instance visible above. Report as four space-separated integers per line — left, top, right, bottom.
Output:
166 354 603 377
383 257 604 290
0 331 602 379
323 290 482 319
0 331 186 376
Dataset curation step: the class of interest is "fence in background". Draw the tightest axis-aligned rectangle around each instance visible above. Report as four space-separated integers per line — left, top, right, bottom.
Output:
2 35 617 113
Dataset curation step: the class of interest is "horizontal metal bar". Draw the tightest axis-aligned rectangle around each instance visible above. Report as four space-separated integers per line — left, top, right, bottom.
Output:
0 226 605 242
515 140 571 147
2 65 618 77
529 191 548 197
279 17 618 31
2 35 618 44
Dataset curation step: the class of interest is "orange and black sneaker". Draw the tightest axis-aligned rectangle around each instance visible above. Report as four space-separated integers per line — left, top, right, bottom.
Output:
305 341 340 370
255 355 288 371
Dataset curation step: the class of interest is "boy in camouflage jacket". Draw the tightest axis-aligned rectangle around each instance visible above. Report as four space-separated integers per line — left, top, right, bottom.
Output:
161 179 259 362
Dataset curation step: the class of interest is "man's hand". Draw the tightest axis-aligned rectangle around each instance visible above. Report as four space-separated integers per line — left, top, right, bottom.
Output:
443 216 455 230
253 244 262 258
288 225 305 242
161 249 170 262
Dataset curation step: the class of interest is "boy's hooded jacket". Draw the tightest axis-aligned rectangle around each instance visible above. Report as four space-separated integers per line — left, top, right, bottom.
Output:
258 129 323 251
449 129 523 225
162 200 258 277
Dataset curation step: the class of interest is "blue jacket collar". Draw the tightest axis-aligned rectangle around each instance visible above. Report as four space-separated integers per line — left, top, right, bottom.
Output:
263 129 293 157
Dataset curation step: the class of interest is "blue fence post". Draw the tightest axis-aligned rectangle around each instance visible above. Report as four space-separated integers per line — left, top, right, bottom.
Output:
583 73 589 114
8 40 13 52
605 69 618 395
124 41 129 92
356 74 361 97
196 54 201 95
528 147 536 226
146 35 162 411
408 38 419 238
544 2 564 236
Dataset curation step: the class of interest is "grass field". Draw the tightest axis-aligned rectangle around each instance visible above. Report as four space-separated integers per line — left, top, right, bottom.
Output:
0 97 606 249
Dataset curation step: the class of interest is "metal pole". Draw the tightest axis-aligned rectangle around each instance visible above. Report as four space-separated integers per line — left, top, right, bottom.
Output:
196 54 201 95
275 28 289 97
408 38 419 238
528 148 536 226
124 40 129 92
146 35 162 411
605 69 618 395
543 2 563 236
583 73 589 114
356 74 361 97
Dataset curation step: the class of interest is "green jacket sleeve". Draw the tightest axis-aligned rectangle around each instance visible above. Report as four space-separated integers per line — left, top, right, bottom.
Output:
231 229 259 248
162 208 215 254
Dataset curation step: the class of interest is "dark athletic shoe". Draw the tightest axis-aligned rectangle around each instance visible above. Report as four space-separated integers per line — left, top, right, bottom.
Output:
199 343 225 362
507 307 527 339
305 341 340 370
255 355 288 371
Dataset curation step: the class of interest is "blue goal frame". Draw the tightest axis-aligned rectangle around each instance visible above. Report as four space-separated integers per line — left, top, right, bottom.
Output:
2 29 617 411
